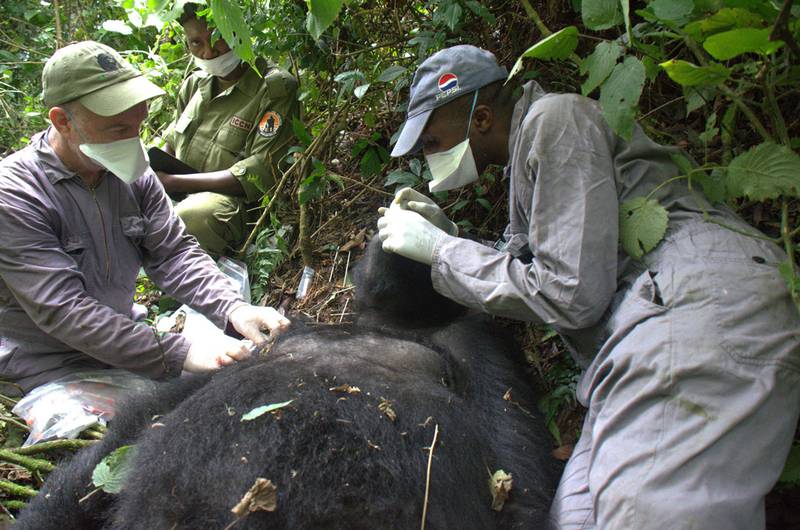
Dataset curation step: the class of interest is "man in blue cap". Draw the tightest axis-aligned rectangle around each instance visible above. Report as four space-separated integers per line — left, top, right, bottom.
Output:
378 44 800 529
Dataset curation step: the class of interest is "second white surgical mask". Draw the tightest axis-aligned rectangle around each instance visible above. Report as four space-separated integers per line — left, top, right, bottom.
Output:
426 90 480 193
79 137 150 184
194 50 241 78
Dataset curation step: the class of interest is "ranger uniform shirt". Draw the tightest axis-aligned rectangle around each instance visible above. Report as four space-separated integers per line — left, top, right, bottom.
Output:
167 59 299 202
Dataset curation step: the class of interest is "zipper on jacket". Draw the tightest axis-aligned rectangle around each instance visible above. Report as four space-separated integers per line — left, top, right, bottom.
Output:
90 184 111 283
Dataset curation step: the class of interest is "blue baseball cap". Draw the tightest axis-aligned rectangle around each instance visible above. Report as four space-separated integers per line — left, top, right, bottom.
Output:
391 45 508 157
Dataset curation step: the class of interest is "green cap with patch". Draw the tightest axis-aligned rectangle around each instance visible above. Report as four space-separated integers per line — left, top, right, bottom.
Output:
42 41 165 116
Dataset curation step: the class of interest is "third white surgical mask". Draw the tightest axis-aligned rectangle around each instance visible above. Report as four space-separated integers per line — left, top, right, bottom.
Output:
79 137 150 184
194 50 241 78
426 90 480 192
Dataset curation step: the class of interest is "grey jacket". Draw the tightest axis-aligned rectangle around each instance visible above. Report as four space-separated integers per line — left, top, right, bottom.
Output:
0 129 245 392
431 82 800 373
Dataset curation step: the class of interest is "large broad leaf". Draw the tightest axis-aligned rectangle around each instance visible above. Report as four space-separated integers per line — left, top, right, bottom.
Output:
92 445 138 494
703 27 783 60
209 0 253 65
582 0 623 30
507 27 578 81
580 41 623 96
306 0 346 40
619 197 669 259
726 142 800 201
660 59 730 87
650 0 694 26
599 56 645 141
684 7 764 42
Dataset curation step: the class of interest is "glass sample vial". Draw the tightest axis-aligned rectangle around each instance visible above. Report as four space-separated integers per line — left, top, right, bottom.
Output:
297 266 315 299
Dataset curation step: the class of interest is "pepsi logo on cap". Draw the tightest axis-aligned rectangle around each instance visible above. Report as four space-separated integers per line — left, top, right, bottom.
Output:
438 73 458 92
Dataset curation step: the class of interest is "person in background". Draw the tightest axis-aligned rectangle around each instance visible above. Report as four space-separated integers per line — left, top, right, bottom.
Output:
159 3 301 257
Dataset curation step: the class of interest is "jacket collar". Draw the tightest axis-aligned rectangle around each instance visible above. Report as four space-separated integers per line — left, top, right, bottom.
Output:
32 127 80 184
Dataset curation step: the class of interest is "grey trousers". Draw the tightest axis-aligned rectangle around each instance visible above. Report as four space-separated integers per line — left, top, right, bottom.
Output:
550 225 800 530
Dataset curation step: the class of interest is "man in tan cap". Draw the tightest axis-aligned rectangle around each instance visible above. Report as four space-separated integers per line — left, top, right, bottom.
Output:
0 41 290 395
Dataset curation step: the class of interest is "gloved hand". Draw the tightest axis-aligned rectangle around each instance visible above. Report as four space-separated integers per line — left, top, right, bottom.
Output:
377 207 447 266
380 187 458 236
228 304 291 345
183 334 254 373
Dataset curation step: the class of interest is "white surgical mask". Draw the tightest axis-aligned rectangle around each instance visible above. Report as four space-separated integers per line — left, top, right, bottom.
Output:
194 50 241 78
79 137 150 184
426 90 480 193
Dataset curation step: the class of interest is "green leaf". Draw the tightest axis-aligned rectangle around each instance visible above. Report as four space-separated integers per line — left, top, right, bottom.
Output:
620 0 633 46
726 142 800 201
92 445 138 494
683 8 764 42
670 153 694 176
619 197 669 259
443 2 463 31
582 0 623 30
102 20 133 35
209 0 254 65
476 197 492 210
507 26 579 81
694 168 728 204
580 41 623 96
241 400 293 422
292 117 312 147
360 148 384 177
650 0 694 26
779 443 800 486
384 169 420 188
409 158 422 177
599 55 645 141
703 27 783 60
305 0 346 40
377 65 406 83
659 59 730 87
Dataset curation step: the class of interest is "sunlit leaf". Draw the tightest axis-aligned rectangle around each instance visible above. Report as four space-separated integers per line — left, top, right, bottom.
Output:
599 55 645 141
683 8 765 42
703 27 783 60
619 196 668 259
726 142 800 201
507 26 578 81
306 0 346 40
102 20 133 35
660 59 730 86
580 40 623 96
209 0 254 65
354 83 370 99
241 400 293 422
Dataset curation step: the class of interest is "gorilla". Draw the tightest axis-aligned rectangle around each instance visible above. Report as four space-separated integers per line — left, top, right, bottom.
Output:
17 239 561 529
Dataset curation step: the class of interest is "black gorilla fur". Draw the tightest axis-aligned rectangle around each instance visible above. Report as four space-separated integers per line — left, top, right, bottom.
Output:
17 240 561 529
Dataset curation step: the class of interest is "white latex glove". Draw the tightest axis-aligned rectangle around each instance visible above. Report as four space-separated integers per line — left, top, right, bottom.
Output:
228 304 291 345
376 207 447 266
384 187 458 236
183 335 254 373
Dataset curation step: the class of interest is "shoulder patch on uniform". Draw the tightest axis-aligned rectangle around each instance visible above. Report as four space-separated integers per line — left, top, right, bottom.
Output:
230 116 253 131
258 111 282 138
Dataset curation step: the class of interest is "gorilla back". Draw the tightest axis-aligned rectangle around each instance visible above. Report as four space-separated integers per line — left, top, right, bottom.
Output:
18 239 560 529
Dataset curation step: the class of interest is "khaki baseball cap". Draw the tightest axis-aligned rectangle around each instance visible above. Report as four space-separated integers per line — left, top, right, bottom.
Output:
42 41 165 116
